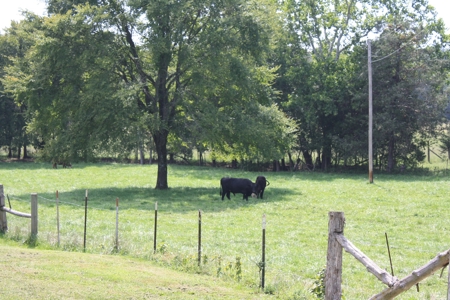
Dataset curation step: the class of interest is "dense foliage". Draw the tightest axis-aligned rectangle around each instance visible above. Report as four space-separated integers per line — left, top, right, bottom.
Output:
0 0 449 188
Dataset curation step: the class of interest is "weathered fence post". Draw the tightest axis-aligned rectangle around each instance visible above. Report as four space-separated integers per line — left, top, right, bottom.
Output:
83 190 88 252
56 191 60 246
0 184 7 232
448 251 450 300
261 214 266 289
153 202 157 254
115 197 119 251
31 193 38 236
198 210 202 266
325 211 345 300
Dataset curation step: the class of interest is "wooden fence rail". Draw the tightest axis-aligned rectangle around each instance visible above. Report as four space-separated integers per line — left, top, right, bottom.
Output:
0 184 38 236
326 211 450 299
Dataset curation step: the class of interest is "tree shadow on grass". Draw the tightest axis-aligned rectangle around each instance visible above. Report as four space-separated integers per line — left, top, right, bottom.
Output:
14 186 298 215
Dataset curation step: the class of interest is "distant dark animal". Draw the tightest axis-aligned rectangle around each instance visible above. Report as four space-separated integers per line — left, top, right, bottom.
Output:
220 177 257 201
52 161 72 169
254 176 270 199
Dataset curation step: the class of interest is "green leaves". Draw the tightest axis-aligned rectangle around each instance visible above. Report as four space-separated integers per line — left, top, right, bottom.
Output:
1 0 296 186
1 7 133 162
3 0 447 174
368 16 449 168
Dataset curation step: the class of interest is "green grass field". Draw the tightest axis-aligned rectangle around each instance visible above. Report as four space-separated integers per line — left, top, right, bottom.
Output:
1 160 449 299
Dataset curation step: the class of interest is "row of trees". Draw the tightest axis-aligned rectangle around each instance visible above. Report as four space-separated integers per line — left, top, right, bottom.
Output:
1 0 449 188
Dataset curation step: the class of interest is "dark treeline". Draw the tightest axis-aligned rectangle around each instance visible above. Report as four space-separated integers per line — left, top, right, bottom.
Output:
0 0 449 188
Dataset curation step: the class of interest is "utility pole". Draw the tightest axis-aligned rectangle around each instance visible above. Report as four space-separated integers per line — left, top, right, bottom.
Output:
368 39 373 183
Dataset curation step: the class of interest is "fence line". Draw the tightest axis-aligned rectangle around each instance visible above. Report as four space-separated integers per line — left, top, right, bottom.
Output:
4 183 450 297
10 193 115 211
2 184 269 291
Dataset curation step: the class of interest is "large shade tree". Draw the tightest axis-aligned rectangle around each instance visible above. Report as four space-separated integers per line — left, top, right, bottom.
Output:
108 0 296 188
2 9 132 164
4 0 297 188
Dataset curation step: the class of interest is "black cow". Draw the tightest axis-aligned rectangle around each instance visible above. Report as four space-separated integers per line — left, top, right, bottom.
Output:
254 175 270 199
220 177 257 201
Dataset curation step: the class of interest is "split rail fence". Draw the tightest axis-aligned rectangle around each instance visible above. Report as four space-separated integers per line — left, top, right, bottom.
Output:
0 185 38 236
326 211 450 299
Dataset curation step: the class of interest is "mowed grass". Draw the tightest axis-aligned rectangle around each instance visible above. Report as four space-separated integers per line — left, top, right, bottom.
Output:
1 160 449 299
0 242 269 299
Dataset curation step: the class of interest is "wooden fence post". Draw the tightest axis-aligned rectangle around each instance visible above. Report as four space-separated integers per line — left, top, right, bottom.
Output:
31 193 38 236
153 202 157 254
56 191 60 246
261 214 266 289
115 198 119 251
83 190 88 252
325 211 345 300
198 210 201 266
447 251 450 300
0 184 7 232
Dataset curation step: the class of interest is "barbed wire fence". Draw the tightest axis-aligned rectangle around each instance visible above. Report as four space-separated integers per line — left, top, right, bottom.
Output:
1 189 270 289
2 185 271 290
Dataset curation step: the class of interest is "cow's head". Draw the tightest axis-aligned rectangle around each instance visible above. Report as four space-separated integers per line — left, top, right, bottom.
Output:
251 183 258 198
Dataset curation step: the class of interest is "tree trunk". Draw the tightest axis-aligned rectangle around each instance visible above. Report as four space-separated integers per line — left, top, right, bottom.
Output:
134 147 138 163
154 131 169 189
273 160 280 172
302 150 313 170
139 147 144 165
138 130 144 165
23 145 28 159
321 130 333 171
232 159 237 169
281 158 286 171
288 152 295 171
322 143 332 171
387 134 395 173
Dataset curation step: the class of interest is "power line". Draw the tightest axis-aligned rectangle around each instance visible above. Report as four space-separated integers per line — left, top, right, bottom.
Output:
372 43 409 63
370 31 420 63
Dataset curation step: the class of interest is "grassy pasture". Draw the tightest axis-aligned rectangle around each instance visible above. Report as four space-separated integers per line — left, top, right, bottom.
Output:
0 160 449 299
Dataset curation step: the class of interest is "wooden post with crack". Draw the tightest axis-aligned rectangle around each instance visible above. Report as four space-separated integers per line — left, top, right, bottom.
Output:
325 211 344 300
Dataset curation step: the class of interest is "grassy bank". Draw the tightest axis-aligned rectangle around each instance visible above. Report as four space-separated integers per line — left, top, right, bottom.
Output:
0 242 268 299
1 160 449 299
